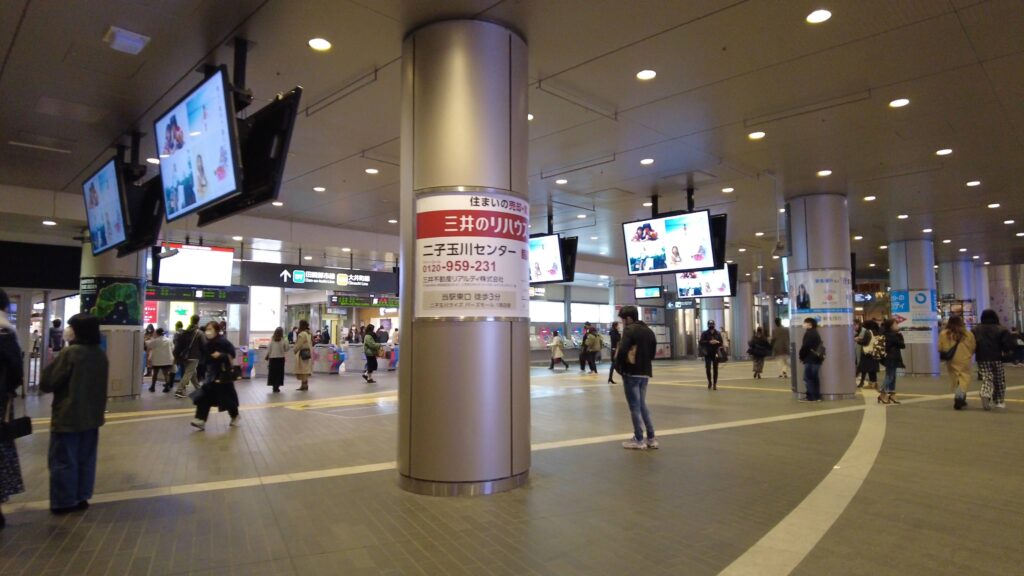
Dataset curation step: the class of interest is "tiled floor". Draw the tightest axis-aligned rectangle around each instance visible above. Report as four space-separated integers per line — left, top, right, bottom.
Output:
2 360 1022 575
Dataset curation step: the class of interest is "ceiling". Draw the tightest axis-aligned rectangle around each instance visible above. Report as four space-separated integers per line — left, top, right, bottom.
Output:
1 0 1023 289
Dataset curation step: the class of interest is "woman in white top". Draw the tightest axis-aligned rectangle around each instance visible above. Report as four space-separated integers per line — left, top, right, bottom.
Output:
293 320 313 391
146 328 176 393
266 327 288 393
548 330 570 371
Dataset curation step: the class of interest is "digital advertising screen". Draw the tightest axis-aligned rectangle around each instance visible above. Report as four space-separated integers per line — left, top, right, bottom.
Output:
82 157 128 255
622 210 715 276
154 243 235 286
529 234 565 284
634 286 663 299
154 66 241 222
676 264 736 298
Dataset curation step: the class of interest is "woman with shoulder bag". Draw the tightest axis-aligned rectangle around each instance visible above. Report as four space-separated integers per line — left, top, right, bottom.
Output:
190 322 240 430
857 320 881 389
748 327 771 379
293 320 313 391
879 319 906 405
266 327 287 393
0 289 26 529
362 323 381 384
939 315 976 410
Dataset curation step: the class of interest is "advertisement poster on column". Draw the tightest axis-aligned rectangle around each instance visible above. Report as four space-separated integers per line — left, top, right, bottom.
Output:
788 270 853 327
415 192 530 318
79 277 145 326
891 289 937 344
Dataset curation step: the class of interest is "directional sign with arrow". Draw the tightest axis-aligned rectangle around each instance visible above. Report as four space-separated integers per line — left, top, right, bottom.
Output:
280 269 291 282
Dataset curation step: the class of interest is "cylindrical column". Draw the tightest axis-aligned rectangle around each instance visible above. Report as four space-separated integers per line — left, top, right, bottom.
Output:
976 263 993 316
786 194 855 400
938 259 976 325
887 240 939 375
40 290 52 367
398 20 529 495
731 281 753 359
79 241 146 398
700 297 725 331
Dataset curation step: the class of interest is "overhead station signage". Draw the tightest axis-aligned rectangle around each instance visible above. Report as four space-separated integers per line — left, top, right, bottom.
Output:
240 262 398 294
328 294 400 308
145 284 249 303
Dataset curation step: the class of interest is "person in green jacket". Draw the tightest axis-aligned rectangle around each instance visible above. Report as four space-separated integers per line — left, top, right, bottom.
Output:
362 323 381 384
40 313 109 515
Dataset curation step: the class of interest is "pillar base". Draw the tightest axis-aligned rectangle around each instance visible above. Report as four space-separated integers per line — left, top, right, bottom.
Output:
398 471 529 497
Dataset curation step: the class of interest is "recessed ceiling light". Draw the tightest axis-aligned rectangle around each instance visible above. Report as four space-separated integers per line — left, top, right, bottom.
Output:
816 169 832 177
146 157 160 165
778 208 786 213
1004 220 1015 225
880 245 888 250
308 38 332 51
722 187 734 193
755 232 764 237
864 195 876 202
770 276 775 280
590 236 599 240
922 228 932 233
636 69 657 81
232 236 243 241
640 158 654 165
313 186 326 192
959 248 967 252
387 219 398 224
888 98 910 108
527 113 534 121
772 255 780 260
271 201 284 207
757 265 764 269
365 168 379 175
738 248 747 252
748 131 766 140
1017 232 1024 237
806 9 832 24
341 247 352 252
576 214 587 219
853 235 863 240
303 255 313 261
869 263 876 268
966 180 981 187
555 178 568 185
935 148 953 156
897 214 909 219
726 260 734 264
934 265 939 269
972 255 980 259
984 261 991 265
745 273 751 277
642 201 653 207
42 220 57 226
942 239 951 243
987 203 1000 209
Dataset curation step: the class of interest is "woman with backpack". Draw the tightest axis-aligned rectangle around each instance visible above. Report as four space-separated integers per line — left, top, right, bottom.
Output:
939 315 976 410
972 309 1014 410
748 327 772 379
856 320 881 389
879 318 905 404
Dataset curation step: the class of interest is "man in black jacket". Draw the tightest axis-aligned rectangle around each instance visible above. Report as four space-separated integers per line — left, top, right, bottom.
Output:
973 309 1014 410
798 317 824 402
614 306 658 450
607 321 621 384
699 320 724 390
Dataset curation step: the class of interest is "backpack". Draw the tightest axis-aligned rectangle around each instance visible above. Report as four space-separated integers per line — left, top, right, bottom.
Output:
861 331 875 355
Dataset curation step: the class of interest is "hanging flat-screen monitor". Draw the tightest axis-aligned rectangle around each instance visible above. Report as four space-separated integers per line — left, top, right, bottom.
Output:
529 234 565 284
154 65 242 222
710 213 727 270
622 210 716 276
676 263 738 298
635 286 664 300
82 157 129 256
197 86 303 226
153 243 235 286
560 236 578 283
116 177 165 257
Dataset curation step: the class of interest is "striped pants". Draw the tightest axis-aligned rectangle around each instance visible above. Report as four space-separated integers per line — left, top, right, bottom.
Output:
976 361 1006 404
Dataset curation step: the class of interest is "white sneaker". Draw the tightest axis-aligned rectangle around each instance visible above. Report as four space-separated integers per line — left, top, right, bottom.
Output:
190 419 205 430
981 395 992 411
230 414 242 426
645 438 659 449
995 403 1006 409
622 439 647 450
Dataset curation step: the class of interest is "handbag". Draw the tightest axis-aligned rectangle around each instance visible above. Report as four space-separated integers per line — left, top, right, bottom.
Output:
1 398 32 441
376 346 387 359
939 339 960 362
299 348 311 361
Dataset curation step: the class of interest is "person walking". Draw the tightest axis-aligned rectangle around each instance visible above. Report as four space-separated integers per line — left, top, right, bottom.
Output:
770 317 790 378
172 321 185 383
578 321 592 372
0 289 26 529
798 317 824 402
293 320 313 391
363 323 381 383
939 315 976 410
607 321 621 384
972 309 1014 410
699 320 724 390
879 318 905 404
388 328 400 371
48 318 64 357
748 327 772 379
853 320 866 383
39 313 108 514
190 322 241 430
548 330 570 370
584 326 601 374
174 315 206 398
266 327 287 393
146 328 176 393
143 324 155 377
856 320 882 389
614 306 658 450
1009 326 1024 367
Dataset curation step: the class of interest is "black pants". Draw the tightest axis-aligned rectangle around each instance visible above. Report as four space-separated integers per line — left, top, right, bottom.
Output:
585 351 597 373
608 348 617 381
705 356 719 385
267 357 285 390
550 357 569 369
195 402 238 420
151 365 174 389
579 351 587 371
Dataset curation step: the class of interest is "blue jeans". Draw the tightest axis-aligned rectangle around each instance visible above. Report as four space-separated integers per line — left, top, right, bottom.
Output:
883 366 898 393
622 375 654 441
803 363 821 401
48 429 100 509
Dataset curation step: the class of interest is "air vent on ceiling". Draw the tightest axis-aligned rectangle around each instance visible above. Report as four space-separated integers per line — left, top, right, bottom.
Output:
103 26 150 55
35 96 108 124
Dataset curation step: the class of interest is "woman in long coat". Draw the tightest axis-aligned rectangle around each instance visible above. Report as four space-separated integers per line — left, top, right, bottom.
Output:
0 289 25 528
939 315 976 410
293 320 313 391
